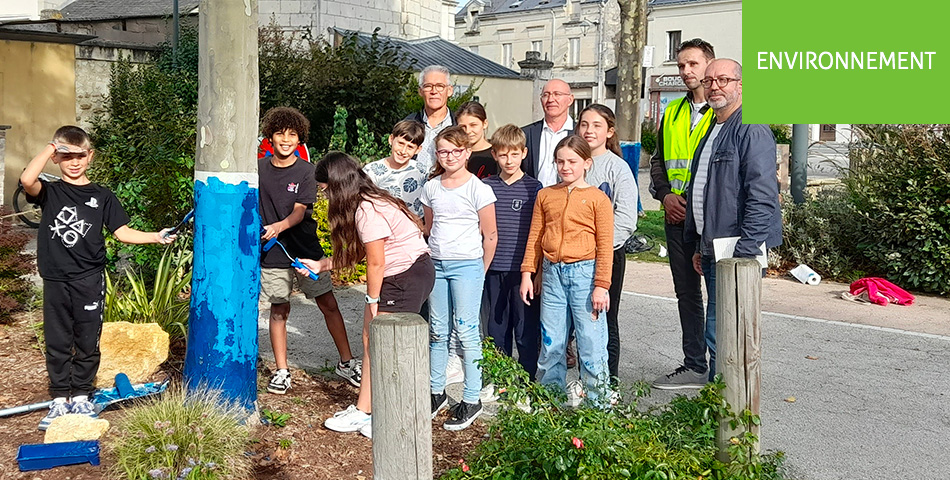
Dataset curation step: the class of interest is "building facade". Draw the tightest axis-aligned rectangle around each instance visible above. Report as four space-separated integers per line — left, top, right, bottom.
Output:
455 0 621 121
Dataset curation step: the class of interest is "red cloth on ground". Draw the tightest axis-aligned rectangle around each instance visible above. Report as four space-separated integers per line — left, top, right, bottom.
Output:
849 277 915 306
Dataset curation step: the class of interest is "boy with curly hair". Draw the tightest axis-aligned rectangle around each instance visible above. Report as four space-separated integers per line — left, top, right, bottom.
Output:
259 107 360 393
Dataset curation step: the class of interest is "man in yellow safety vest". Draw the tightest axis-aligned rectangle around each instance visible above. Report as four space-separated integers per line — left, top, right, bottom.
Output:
650 38 717 390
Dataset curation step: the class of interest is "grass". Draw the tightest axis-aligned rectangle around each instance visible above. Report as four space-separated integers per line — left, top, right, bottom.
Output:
626 210 669 264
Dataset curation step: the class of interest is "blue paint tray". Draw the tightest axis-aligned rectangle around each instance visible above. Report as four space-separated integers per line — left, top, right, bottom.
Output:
17 440 100 471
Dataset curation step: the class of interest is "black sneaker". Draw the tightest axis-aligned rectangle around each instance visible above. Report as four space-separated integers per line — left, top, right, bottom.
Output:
431 392 448 419
443 400 482 431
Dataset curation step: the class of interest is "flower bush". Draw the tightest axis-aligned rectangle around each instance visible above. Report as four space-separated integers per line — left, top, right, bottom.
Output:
107 385 251 480
447 341 787 479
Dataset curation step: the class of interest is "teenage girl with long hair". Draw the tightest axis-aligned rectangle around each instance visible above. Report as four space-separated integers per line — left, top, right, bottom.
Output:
520 135 614 407
303 152 435 439
456 101 497 179
577 103 639 383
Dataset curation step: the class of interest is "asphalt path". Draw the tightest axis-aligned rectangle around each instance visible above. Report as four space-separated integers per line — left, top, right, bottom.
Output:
261 260 950 480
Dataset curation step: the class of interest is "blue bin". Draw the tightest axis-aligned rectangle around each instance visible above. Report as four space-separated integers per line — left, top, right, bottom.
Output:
619 142 644 214
17 441 100 471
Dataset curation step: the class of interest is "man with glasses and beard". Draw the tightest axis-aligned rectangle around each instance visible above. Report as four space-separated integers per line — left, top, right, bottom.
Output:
683 58 782 381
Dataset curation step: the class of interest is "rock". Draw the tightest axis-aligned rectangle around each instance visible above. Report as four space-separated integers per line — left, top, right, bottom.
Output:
96 322 169 386
45 414 110 443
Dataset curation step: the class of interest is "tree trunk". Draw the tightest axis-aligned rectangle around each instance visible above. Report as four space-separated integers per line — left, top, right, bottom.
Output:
185 0 261 413
615 0 647 143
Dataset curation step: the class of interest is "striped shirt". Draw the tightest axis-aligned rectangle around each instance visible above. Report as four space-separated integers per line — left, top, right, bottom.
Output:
482 175 542 271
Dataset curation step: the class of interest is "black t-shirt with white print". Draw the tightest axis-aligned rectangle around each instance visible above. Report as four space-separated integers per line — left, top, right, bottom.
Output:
258 157 326 268
28 179 130 281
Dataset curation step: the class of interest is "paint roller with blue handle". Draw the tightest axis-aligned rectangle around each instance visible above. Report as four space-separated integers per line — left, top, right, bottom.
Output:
263 236 320 280
162 209 194 238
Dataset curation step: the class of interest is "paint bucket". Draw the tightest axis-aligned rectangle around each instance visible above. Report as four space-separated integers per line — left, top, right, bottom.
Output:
790 264 821 285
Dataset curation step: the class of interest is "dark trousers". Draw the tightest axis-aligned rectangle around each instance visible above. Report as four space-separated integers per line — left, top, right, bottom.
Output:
43 272 105 398
665 221 708 374
606 246 626 381
483 270 540 380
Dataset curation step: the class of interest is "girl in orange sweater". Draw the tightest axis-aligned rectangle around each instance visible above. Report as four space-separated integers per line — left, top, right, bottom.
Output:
520 135 614 406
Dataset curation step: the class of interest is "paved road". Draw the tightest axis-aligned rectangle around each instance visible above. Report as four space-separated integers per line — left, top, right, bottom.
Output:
264 261 950 480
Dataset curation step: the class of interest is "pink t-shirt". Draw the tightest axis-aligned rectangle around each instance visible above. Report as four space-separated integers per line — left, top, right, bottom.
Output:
355 197 429 278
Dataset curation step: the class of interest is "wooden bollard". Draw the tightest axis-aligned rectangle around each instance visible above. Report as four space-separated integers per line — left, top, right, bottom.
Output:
369 312 431 480
715 258 762 462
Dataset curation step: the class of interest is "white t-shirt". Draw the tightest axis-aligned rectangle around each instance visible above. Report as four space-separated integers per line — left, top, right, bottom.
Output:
537 116 574 187
420 174 496 260
692 123 723 237
362 159 428 219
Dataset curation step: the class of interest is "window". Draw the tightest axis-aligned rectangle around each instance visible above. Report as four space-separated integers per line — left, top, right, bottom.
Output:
502 43 513 68
569 37 581 66
667 30 682 61
571 98 592 120
532 40 543 53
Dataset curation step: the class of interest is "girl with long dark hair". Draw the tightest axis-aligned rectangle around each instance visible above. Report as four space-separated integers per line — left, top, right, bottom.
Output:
303 152 435 439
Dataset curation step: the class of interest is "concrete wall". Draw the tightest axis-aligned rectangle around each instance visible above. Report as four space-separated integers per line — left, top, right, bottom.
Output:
259 0 454 40
0 40 77 207
74 44 154 130
455 74 535 133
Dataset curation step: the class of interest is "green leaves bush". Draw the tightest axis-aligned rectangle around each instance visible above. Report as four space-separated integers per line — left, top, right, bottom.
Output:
105 245 192 338
845 125 950 294
450 341 787 480
0 209 37 323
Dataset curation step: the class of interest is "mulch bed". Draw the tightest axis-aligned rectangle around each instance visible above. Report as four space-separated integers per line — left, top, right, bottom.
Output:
0 313 486 479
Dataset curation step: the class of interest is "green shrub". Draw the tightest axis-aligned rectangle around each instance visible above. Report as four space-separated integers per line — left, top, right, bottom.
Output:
640 119 657 155
326 106 389 164
105 245 192 338
773 191 869 282
845 125 950 294
260 24 416 153
90 29 198 278
0 209 37 323
107 385 251 480
769 124 792 145
450 341 787 480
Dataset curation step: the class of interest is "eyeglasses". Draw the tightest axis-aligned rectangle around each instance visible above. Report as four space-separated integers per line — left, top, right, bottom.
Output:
700 77 740 89
435 148 466 159
540 91 572 100
422 83 449 92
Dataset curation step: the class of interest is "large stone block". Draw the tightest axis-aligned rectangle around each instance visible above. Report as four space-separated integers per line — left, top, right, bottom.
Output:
96 322 169 386
45 414 111 443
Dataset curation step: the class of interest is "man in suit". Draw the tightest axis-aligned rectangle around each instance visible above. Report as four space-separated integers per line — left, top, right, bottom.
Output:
522 79 574 187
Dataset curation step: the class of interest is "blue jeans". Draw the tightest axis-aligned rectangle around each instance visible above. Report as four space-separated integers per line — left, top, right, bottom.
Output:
701 255 717 380
537 259 609 405
429 259 484 404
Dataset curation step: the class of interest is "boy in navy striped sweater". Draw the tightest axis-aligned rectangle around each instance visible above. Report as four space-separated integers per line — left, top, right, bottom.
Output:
480 125 543 379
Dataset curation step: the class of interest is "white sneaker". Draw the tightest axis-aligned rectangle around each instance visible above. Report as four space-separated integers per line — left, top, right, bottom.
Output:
445 354 464 385
267 369 291 395
479 383 499 403
324 405 370 433
359 422 372 439
565 380 585 408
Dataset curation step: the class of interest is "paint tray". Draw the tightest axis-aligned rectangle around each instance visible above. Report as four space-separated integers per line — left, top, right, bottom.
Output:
17 440 100 471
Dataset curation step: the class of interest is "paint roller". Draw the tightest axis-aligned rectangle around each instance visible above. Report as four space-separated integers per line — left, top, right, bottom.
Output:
162 209 194 238
262 236 320 280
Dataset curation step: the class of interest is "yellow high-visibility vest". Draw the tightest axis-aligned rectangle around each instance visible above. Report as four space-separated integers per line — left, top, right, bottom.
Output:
661 96 715 195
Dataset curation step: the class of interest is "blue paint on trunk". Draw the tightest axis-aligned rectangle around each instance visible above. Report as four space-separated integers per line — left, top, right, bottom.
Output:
185 177 261 412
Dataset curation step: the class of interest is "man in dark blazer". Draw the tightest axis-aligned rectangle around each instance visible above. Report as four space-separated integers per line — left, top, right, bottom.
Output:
521 79 574 187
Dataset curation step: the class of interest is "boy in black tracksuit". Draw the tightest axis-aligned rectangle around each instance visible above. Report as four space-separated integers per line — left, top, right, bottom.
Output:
20 126 176 430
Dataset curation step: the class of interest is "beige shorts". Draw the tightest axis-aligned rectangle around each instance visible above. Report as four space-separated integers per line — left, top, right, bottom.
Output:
260 267 332 303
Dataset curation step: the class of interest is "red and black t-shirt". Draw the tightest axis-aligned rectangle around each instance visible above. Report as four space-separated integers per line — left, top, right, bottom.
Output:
258 157 326 267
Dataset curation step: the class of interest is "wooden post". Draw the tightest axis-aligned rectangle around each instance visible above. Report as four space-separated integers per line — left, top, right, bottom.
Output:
776 144 790 194
715 258 762 462
369 312 432 480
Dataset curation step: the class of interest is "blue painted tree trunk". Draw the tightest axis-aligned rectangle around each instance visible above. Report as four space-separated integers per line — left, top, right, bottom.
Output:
185 177 261 412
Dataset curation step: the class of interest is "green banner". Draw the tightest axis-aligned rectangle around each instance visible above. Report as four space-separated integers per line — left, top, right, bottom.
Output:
743 1 945 123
